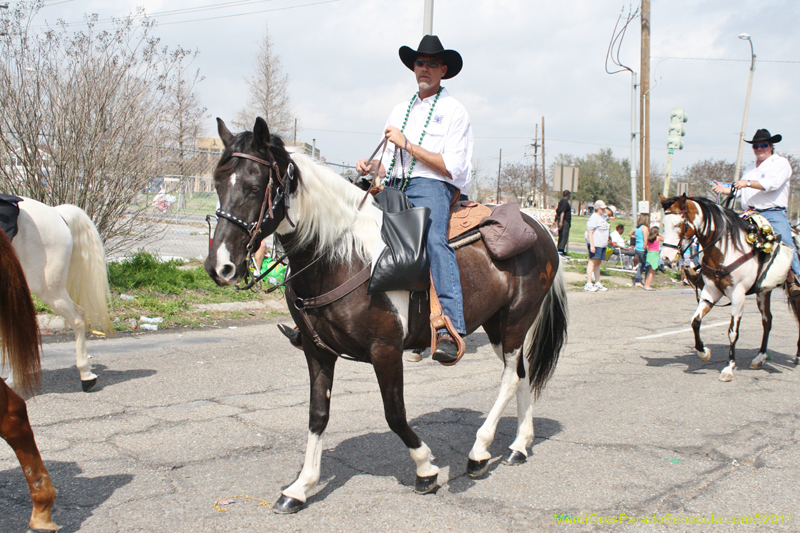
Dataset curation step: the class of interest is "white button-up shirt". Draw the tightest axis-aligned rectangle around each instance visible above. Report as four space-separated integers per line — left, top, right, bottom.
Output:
740 154 792 209
380 87 474 190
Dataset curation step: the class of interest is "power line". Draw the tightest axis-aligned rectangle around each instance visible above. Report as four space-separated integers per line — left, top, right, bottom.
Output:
653 56 800 64
32 0 339 29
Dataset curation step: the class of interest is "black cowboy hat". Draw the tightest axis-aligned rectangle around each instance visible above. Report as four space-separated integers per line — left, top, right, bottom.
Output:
744 128 782 144
399 35 462 79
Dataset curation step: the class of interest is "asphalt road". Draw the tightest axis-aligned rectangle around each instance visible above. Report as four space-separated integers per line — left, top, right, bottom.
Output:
2 286 798 532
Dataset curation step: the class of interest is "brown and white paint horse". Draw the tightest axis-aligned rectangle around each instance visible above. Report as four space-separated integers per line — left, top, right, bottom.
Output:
660 194 800 382
0 229 57 531
205 118 568 513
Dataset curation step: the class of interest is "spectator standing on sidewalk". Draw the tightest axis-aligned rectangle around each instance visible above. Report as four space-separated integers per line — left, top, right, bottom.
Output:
585 200 610 292
555 190 572 255
643 225 664 291
630 213 650 288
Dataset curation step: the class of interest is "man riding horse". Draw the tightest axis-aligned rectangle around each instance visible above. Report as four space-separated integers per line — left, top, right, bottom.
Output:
712 128 800 299
354 35 473 362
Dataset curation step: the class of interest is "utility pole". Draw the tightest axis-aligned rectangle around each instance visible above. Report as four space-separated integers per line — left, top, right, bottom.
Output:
541 116 547 207
423 0 434 35
496 149 502 204
531 124 539 207
640 0 650 208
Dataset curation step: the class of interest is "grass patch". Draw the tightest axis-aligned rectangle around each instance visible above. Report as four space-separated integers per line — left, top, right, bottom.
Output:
103 251 287 331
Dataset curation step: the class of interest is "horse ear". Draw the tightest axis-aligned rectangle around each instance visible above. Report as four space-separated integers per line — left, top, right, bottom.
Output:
217 118 234 148
253 117 271 153
658 193 667 201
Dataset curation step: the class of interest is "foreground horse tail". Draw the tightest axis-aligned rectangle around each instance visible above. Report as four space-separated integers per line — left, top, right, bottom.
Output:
0 230 42 396
526 265 568 397
54 205 113 334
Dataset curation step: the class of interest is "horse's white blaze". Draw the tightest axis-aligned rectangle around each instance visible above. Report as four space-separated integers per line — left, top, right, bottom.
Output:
409 442 439 478
719 360 736 382
229 172 237 188
214 242 237 282
283 431 324 502
750 352 768 369
469 350 521 462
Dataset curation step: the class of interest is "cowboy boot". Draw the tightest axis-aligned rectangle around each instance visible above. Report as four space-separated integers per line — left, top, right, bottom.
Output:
785 272 800 300
277 323 303 349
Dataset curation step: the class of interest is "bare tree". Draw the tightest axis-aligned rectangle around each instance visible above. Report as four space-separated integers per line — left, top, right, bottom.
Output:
0 2 206 254
675 158 734 198
501 162 534 204
235 24 295 139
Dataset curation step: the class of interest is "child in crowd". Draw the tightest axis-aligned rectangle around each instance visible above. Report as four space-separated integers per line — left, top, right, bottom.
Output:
643 226 664 291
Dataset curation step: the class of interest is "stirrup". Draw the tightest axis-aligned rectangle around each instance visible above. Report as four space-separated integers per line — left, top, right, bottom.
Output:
427 273 466 366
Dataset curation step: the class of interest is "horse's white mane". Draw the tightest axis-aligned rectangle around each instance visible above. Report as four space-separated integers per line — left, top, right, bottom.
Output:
284 153 379 265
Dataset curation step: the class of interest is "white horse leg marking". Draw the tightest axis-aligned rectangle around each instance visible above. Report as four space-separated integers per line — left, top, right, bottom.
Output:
409 442 439 478
47 294 96 382
750 352 768 369
509 333 535 456
282 431 324 503
719 360 736 382
469 350 520 462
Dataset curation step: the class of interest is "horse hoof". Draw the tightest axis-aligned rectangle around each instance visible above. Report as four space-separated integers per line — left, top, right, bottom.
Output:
414 473 438 494
792 356 799 365
719 371 733 382
698 348 711 362
272 494 304 514
501 449 527 466
81 378 98 392
466 458 489 478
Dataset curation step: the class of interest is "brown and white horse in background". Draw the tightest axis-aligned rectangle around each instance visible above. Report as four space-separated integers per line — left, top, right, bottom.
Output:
660 194 800 382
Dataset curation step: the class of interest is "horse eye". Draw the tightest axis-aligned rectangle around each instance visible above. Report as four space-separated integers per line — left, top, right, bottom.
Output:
250 186 260 194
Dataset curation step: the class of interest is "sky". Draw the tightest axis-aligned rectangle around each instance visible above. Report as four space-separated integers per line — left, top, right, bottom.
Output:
17 0 800 186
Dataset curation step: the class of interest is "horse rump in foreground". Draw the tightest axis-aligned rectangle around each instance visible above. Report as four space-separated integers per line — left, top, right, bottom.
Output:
9 197 113 392
0 229 58 531
660 194 800 382
205 117 568 513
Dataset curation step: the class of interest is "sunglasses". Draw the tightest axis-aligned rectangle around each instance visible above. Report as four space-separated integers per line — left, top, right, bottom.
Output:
414 59 442 68
753 142 770 149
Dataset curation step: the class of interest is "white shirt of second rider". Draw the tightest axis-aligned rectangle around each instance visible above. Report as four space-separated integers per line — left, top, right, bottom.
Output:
740 153 792 210
379 87 474 190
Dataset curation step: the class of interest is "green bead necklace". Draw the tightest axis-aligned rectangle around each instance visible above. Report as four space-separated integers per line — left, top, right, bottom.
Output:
385 86 443 191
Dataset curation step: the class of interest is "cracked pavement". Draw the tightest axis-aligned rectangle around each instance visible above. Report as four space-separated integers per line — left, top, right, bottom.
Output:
1 286 798 532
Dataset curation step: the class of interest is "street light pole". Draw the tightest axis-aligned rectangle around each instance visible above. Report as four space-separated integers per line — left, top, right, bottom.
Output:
733 33 756 182
423 0 434 35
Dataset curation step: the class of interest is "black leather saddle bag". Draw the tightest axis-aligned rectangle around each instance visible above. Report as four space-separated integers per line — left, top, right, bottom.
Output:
367 188 431 294
0 193 23 240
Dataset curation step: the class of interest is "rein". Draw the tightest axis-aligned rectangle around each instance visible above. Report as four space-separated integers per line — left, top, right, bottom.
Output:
228 136 389 358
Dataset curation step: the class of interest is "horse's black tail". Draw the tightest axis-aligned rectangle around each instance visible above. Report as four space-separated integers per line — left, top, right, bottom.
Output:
526 265 568 397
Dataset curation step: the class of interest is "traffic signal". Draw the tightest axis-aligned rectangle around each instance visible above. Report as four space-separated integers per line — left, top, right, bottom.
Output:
667 107 688 150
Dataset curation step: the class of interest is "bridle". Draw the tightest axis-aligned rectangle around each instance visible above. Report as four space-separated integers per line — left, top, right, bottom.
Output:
662 207 697 258
664 201 755 291
215 151 296 253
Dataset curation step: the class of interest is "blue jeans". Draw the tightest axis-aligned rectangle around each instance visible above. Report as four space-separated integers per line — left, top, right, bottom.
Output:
633 249 646 283
758 209 800 277
404 177 466 335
